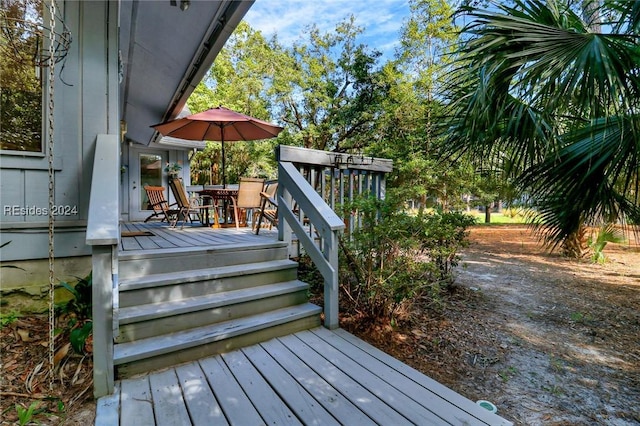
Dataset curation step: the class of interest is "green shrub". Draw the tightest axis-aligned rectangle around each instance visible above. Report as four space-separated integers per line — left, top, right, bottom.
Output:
15 401 39 426
339 196 475 321
588 224 625 264
57 272 92 320
56 272 92 354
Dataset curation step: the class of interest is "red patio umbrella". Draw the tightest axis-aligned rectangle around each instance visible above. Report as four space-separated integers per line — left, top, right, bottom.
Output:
151 106 284 187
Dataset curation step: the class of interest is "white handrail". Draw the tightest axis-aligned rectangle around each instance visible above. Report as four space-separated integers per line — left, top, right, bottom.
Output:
86 134 119 397
86 134 120 245
278 161 345 329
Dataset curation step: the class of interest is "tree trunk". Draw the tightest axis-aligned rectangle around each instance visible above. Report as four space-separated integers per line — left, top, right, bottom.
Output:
484 205 491 223
561 225 588 258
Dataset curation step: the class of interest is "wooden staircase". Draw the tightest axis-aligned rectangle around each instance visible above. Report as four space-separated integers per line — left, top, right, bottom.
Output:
113 240 321 378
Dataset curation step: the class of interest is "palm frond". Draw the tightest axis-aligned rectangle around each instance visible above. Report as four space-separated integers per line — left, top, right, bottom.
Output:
520 115 640 245
460 1 640 118
443 0 640 249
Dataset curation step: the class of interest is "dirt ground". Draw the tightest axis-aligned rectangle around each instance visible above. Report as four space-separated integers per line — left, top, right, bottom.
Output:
344 225 640 425
2 225 638 425
0 314 96 425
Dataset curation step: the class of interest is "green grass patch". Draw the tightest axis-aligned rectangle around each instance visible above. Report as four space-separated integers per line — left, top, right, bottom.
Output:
467 211 528 225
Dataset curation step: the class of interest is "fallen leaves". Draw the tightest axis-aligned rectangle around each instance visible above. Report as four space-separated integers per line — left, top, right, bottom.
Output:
0 314 94 424
54 342 71 366
17 328 33 342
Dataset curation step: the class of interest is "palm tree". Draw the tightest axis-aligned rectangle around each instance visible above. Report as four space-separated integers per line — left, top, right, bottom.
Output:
443 0 640 256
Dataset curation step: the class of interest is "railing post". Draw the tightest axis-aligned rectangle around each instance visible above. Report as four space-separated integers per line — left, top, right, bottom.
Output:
277 161 345 329
277 163 294 256
323 230 339 329
92 245 115 396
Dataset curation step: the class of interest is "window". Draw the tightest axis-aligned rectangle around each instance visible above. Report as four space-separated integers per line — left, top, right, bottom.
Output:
0 0 44 153
140 153 164 210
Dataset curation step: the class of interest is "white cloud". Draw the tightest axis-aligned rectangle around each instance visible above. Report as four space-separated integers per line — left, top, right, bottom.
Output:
243 0 410 60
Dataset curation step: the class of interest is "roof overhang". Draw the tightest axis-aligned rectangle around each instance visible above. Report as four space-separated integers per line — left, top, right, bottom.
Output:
119 0 253 146
157 136 207 150
156 106 207 150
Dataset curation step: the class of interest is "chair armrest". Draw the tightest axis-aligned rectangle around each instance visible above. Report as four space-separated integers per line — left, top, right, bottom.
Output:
260 191 278 207
149 200 174 210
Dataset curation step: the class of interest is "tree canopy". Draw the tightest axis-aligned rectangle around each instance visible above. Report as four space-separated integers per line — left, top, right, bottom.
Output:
442 0 640 251
0 0 43 152
188 0 639 253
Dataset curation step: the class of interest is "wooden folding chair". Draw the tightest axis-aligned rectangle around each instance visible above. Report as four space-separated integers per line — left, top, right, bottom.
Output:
230 177 265 229
168 178 214 229
254 181 278 234
143 185 180 223
254 181 312 235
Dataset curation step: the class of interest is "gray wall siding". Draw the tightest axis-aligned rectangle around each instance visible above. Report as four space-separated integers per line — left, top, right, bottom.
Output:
0 1 119 262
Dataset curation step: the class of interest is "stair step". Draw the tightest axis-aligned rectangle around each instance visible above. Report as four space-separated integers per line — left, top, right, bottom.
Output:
118 242 289 279
114 303 322 376
118 260 298 307
118 240 288 261
119 280 308 324
116 281 310 342
119 259 297 291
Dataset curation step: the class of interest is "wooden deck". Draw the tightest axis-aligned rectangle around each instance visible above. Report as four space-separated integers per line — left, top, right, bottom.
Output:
120 221 279 252
96 327 511 425
111 223 511 425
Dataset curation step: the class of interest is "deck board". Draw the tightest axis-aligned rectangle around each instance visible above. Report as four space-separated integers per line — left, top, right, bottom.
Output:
240 344 341 426
333 328 510 425
277 333 413 425
174 362 228 425
311 327 477 424
100 328 512 425
119 377 155 426
296 329 446 425
259 337 375 425
95 382 120 426
119 221 278 253
199 355 266 425
221 350 303 425
148 369 192 426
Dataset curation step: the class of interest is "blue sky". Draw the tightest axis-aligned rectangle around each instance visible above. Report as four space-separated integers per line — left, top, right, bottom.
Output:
243 0 411 61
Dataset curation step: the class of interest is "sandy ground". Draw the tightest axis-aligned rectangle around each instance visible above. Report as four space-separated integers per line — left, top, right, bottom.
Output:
346 225 640 425
456 226 639 425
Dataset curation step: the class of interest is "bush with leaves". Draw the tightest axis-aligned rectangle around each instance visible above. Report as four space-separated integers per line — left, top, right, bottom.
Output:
339 196 476 321
588 224 626 264
418 208 478 281
56 272 92 354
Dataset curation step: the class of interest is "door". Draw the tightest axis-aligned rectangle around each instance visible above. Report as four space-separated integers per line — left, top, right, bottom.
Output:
129 148 169 221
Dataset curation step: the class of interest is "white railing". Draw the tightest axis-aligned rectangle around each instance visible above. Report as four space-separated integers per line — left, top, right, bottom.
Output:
86 134 119 397
277 145 393 236
277 161 344 329
276 146 393 329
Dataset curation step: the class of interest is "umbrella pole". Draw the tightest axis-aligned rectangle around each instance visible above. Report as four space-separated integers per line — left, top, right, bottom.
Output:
221 133 226 188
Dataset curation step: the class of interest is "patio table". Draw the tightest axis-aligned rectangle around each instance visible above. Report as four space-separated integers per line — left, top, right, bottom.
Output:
197 188 239 228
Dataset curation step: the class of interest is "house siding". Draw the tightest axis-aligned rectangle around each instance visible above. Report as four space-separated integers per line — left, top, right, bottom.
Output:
0 1 119 263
